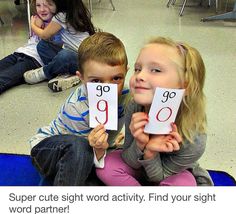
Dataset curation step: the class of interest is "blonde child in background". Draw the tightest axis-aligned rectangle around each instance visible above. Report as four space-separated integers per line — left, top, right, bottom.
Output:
0 0 61 94
96 37 213 186
24 0 96 92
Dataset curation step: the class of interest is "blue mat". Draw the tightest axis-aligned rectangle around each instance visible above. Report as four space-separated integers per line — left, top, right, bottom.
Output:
0 153 235 186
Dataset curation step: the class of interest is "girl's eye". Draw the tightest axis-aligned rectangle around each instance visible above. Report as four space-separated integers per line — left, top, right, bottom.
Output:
150 68 161 73
134 67 141 72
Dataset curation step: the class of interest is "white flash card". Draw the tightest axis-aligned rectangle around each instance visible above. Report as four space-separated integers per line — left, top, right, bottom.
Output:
87 83 118 130
144 87 185 134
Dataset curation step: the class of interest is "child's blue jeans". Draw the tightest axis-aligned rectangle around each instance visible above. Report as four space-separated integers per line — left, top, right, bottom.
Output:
31 134 94 186
37 40 78 79
0 52 40 94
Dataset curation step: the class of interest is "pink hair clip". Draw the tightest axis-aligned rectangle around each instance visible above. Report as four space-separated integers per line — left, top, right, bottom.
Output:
177 43 186 56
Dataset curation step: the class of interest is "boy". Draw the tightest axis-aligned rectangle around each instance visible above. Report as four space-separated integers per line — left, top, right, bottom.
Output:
29 32 129 185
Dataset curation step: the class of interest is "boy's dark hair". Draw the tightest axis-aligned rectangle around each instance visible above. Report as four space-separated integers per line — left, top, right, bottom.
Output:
53 0 95 35
78 32 128 74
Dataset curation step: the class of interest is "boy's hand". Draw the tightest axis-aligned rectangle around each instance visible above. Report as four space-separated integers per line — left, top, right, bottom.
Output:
129 112 149 151
88 124 109 150
114 132 124 147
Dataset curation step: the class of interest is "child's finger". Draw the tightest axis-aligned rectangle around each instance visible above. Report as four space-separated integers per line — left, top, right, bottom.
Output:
169 131 182 143
131 112 149 124
167 139 180 151
171 122 178 132
115 133 124 145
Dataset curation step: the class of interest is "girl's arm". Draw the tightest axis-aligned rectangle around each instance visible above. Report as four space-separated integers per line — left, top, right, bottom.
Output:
31 15 62 40
121 101 147 169
141 134 207 183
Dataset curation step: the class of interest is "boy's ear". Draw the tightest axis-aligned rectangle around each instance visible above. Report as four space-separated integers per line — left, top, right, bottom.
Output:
76 71 83 80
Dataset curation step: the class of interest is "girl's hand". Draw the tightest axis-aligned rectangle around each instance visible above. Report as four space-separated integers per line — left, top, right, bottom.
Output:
88 124 109 150
129 112 149 150
145 123 182 153
31 15 44 28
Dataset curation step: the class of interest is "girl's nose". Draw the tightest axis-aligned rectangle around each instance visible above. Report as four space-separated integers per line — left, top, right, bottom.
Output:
40 4 48 11
135 69 146 82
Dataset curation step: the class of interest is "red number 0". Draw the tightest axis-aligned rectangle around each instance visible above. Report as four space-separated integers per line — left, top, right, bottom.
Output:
95 99 108 125
156 107 172 122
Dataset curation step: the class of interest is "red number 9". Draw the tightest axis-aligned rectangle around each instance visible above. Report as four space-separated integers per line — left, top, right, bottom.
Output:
95 99 108 125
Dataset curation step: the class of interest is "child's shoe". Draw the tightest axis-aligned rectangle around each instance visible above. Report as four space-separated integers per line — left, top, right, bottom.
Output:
24 67 46 84
48 74 81 92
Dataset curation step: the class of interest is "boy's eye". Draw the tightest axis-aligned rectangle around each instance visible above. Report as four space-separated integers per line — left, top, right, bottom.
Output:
91 79 101 83
150 68 161 73
113 76 122 81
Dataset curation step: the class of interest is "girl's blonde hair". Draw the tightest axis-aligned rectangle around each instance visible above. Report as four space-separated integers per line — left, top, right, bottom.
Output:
147 37 206 143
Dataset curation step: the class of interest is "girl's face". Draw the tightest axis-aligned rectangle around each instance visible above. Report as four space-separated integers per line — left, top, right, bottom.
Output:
35 0 56 21
129 43 184 107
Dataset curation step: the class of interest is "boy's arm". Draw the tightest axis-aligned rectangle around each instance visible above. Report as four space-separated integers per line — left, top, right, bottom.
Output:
93 149 107 168
31 16 62 40
88 124 109 167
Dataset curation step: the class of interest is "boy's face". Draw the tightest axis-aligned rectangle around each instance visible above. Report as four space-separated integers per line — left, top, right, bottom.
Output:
36 0 56 21
77 60 127 96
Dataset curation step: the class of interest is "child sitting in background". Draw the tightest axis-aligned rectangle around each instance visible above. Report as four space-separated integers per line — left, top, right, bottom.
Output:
29 32 130 185
0 0 62 95
96 36 213 186
24 0 96 92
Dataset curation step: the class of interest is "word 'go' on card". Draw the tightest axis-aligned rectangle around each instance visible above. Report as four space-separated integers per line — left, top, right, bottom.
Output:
144 87 185 134
87 83 118 130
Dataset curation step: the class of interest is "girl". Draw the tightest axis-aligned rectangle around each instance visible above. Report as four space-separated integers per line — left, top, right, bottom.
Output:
0 0 61 94
24 0 96 92
96 37 213 186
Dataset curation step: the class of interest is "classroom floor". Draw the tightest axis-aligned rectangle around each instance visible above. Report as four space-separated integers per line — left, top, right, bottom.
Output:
0 0 235 178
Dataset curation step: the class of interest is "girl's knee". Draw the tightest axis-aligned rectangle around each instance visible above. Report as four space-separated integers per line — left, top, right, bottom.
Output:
160 170 197 186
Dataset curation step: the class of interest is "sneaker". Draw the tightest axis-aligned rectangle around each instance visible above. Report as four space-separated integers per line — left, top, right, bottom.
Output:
48 74 81 92
24 67 46 84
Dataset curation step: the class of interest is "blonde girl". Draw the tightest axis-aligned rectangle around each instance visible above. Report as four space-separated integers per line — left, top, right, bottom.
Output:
96 37 213 186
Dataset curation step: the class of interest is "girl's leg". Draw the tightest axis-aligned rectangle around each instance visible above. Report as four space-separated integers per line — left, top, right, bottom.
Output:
42 49 78 79
159 170 197 186
0 53 39 94
96 150 141 186
37 40 62 65
31 135 94 186
0 54 18 72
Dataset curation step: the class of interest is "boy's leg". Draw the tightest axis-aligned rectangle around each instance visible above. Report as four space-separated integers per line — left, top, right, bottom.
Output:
96 150 141 186
37 40 62 65
159 170 197 186
0 53 39 94
31 135 94 186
